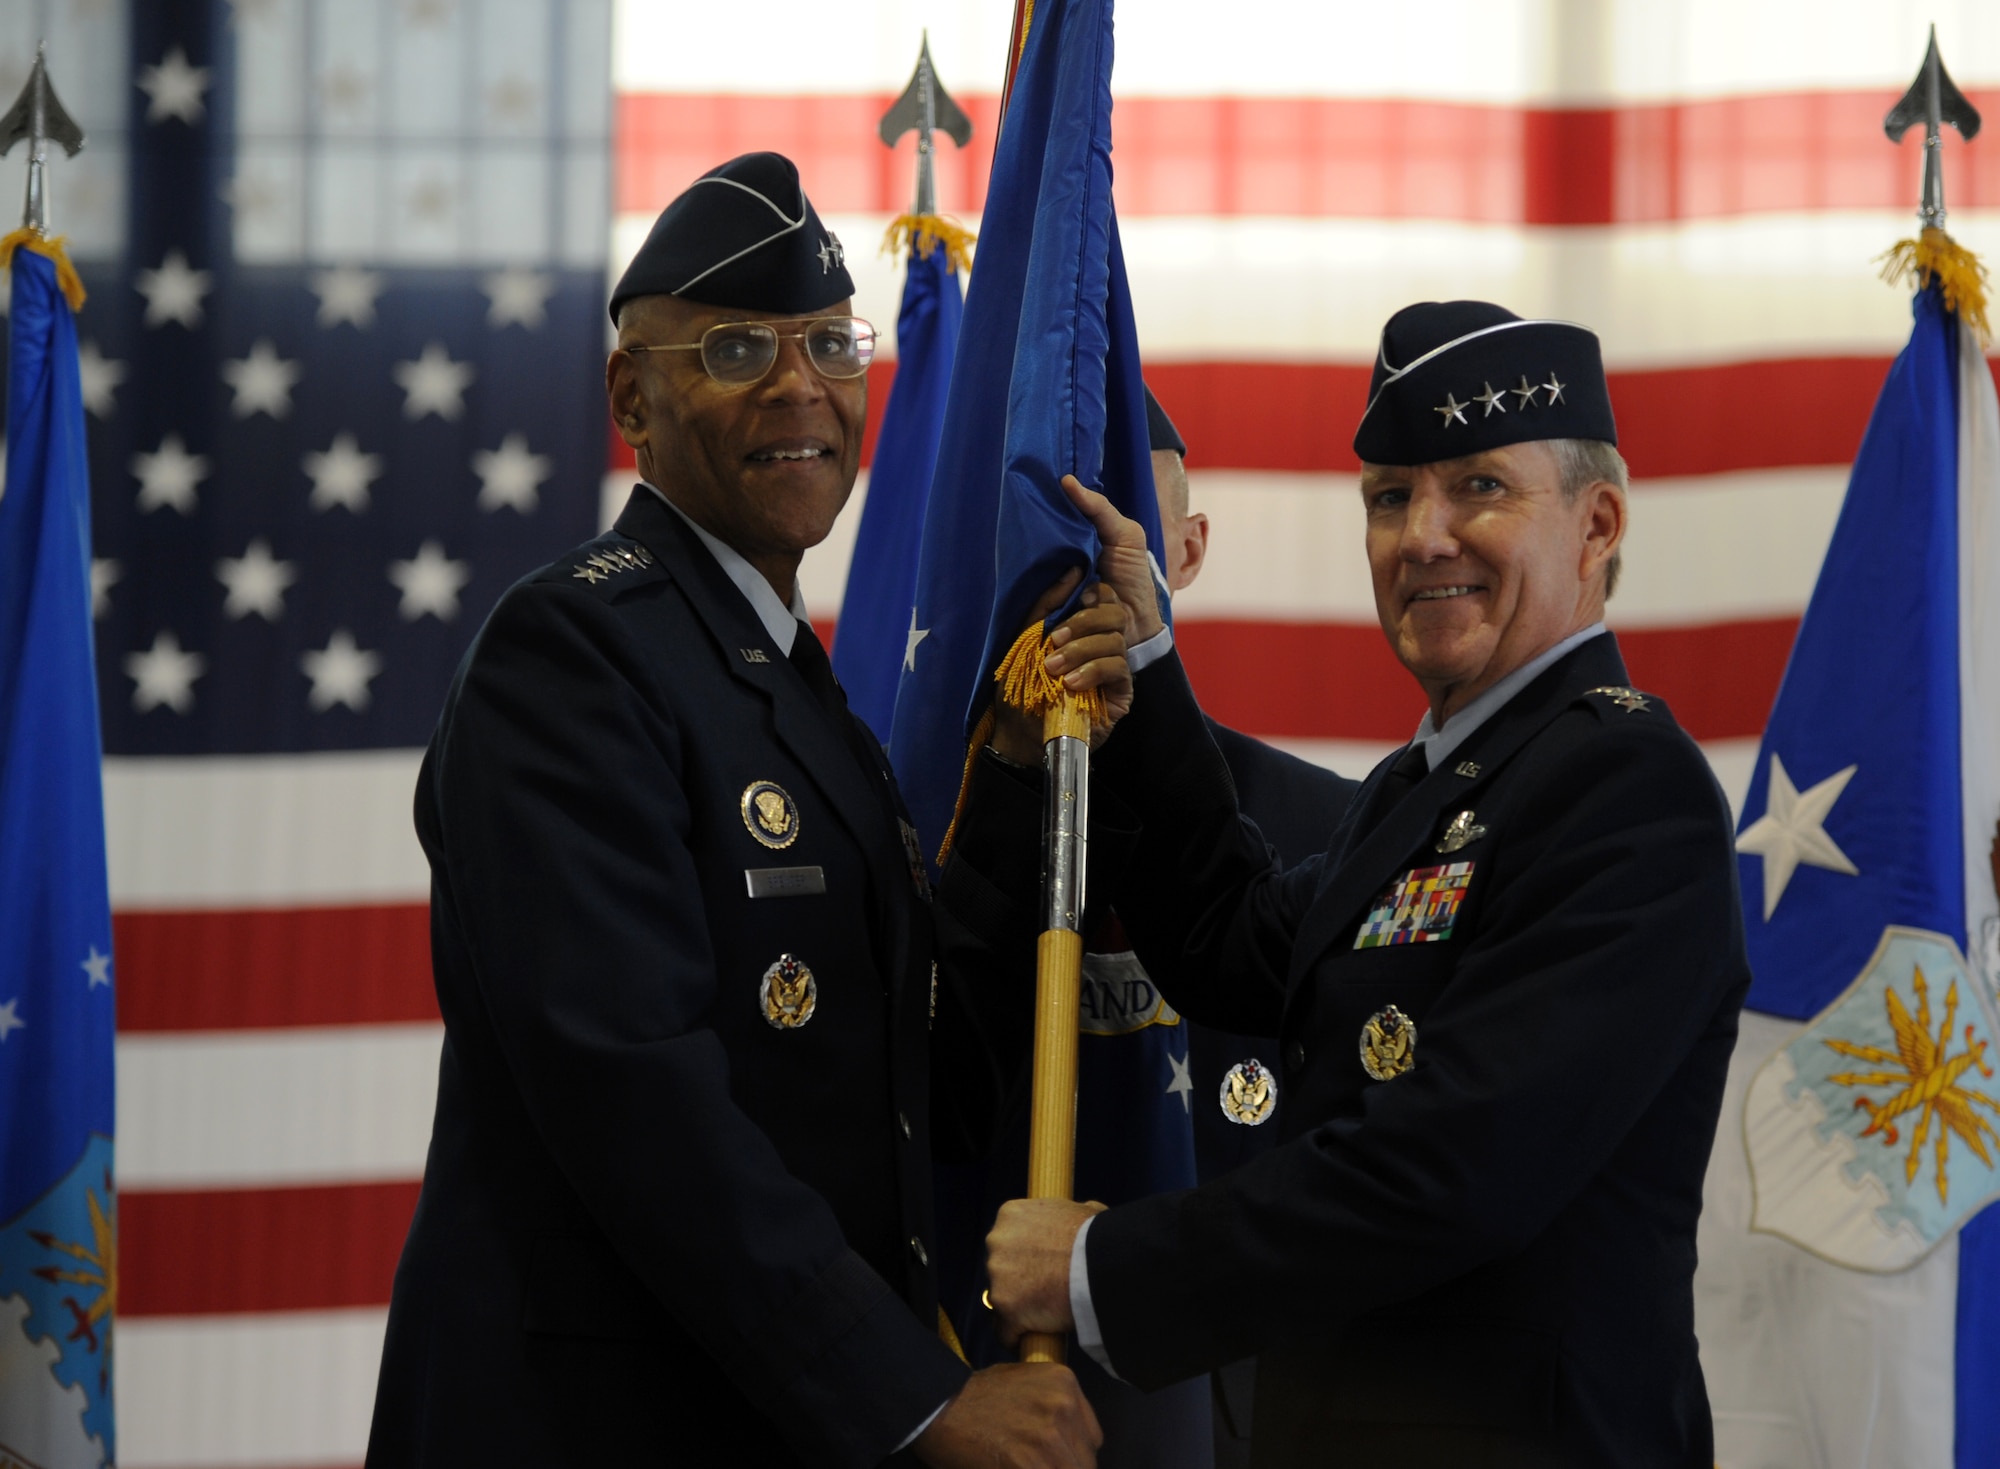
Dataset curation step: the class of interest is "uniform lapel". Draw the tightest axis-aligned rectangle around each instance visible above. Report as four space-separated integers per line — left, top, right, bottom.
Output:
1287 634 1631 977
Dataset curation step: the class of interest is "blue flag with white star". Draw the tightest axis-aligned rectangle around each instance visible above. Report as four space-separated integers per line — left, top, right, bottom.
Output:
1726 281 2000 1466
0 243 118 1466
830 236 963 744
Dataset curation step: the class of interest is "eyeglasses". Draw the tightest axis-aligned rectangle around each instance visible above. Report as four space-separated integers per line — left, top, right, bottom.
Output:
625 316 877 387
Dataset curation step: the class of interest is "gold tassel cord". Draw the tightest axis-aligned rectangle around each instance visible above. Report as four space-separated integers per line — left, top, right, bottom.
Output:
1879 227 1990 345
934 621 1112 864
879 213 977 276
0 227 87 311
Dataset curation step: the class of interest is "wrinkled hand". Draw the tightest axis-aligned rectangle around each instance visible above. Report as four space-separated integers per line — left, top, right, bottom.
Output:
914 1361 1103 1469
986 1198 1105 1346
1060 475 1164 645
989 569 1133 764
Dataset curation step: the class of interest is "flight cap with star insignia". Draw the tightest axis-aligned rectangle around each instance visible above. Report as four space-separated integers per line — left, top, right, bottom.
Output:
1352 300 1616 466
1143 383 1186 457
608 151 854 324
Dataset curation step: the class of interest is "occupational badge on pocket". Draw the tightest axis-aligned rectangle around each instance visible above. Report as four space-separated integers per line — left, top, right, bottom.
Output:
760 953 817 1029
1219 1058 1276 1126
741 780 799 849
1353 862 1473 948
1359 1005 1417 1081
1434 810 1487 854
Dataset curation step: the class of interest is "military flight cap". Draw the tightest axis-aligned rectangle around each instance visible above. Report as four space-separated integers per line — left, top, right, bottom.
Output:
1143 384 1186 457
609 151 854 324
1352 300 1616 466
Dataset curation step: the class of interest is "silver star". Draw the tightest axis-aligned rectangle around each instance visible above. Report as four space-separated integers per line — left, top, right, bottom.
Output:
132 433 210 514
1166 1049 1194 1115
1543 374 1566 405
301 629 383 712
1511 375 1541 410
388 539 472 621
481 267 555 329
319 61 370 115
222 338 302 418
309 264 384 328
394 342 475 420
486 74 538 122
216 537 298 620
0 998 21 1042
903 608 930 672
303 432 383 513
77 341 127 418
125 630 206 713
1472 382 1507 417
91 558 123 620
81 947 112 989
1736 754 1861 920
817 236 845 272
406 175 454 224
472 432 549 512
137 45 212 125
135 248 213 328
1434 393 1469 427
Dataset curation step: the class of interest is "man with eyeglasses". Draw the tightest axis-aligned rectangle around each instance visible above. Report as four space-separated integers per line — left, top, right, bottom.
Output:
369 152 1114 1469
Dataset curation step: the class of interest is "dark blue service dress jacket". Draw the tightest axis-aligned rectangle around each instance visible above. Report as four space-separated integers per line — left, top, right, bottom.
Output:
366 488 1036 1467
956 632 1751 1468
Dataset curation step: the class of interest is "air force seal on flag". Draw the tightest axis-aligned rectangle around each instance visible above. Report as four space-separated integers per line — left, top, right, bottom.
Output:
1745 926 2000 1271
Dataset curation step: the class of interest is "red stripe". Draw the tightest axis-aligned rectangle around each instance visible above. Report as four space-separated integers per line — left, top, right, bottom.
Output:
114 904 438 1032
121 1180 419 1316
617 89 2000 224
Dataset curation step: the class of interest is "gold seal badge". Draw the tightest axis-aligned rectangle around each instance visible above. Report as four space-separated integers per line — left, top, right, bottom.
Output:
1359 1006 1417 1081
1219 1058 1277 1126
759 953 817 1029
741 780 799 849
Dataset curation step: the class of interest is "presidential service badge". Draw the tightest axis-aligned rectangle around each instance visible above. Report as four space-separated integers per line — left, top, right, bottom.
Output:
1220 1058 1276 1126
741 780 799 849
1354 862 1473 947
759 953 817 1029
1359 1006 1418 1081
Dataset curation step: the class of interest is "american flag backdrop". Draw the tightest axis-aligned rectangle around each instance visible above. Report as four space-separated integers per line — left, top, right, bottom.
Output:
0 0 1997 1463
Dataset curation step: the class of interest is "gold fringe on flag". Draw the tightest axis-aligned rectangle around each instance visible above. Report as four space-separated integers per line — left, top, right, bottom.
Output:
880 213 977 275
1879 226 1990 345
0 227 87 311
936 620 1111 864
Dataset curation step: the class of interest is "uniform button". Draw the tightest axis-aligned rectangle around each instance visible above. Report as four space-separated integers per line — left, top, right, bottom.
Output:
1285 1039 1306 1069
898 1111 912 1139
909 1235 929 1267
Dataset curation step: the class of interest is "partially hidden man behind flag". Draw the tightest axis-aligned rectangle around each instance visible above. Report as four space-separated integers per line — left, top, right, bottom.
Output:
831 220 966 743
885 0 1205 1462
0 236 117 1467
1693 260 2000 1467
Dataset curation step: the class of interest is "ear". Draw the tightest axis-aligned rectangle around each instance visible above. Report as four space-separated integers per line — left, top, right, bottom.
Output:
1577 479 1626 588
1167 511 1210 593
606 350 646 450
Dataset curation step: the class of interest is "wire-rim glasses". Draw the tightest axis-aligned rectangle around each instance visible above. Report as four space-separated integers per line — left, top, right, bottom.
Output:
625 316 876 387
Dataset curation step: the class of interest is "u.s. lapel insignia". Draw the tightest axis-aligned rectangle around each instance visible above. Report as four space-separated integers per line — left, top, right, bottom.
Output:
741 780 799 849
1219 1058 1276 1126
1587 685 1651 713
760 953 817 1029
1435 810 1488 854
1359 1006 1417 1081
1454 760 1481 778
1354 862 1474 947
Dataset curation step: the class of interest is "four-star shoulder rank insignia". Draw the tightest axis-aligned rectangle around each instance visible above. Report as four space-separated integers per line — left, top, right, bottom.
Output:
1220 1058 1276 1126
571 543 654 585
1587 685 1651 713
1359 1005 1417 1081
760 953 817 1029
741 780 800 849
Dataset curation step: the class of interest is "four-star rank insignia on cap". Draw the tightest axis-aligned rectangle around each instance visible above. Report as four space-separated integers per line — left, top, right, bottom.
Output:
760 953 817 1029
571 543 654 585
1359 1005 1417 1082
741 780 799 849
1587 685 1651 713
1220 1058 1276 1126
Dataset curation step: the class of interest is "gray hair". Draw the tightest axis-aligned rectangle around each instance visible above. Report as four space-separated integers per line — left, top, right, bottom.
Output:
1549 438 1626 600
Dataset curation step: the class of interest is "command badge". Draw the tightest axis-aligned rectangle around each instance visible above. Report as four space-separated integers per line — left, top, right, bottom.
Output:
1359 1006 1417 1081
741 780 799 849
1220 1058 1276 1126
1354 862 1473 947
760 953 817 1029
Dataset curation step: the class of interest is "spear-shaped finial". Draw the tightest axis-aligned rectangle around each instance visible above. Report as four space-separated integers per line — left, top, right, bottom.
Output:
879 33 973 221
1883 25 1981 232
1 44 86 236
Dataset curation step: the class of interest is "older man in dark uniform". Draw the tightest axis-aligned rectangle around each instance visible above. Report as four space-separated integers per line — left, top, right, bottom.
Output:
367 153 1115 1469
979 302 1752 1466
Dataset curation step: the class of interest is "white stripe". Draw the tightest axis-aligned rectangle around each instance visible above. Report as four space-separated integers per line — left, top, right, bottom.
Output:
117 1025 440 1189
104 749 428 908
1956 313 2000 992
120 1309 386 1468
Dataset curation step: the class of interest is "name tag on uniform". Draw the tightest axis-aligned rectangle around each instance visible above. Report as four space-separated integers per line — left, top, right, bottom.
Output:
744 865 826 900
1353 861 1473 948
